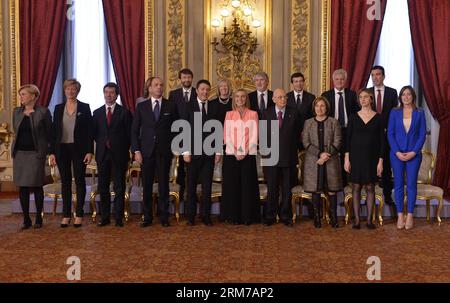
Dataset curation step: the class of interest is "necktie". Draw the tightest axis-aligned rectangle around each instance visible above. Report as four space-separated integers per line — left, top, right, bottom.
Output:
201 101 207 119
106 106 112 127
259 93 265 112
153 100 160 121
277 111 283 128
184 91 189 103
376 89 382 114
337 92 345 128
296 94 302 106
106 106 112 148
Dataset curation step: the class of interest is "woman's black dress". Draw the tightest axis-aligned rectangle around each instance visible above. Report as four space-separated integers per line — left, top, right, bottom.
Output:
346 113 384 184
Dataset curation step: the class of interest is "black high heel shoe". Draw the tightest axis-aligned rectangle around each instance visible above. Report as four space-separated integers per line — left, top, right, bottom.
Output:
60 218 71 228
366 222 376 230
74 217 83 228
352 223 361 230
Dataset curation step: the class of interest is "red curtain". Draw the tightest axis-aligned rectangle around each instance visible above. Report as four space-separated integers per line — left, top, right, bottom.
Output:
330 0 387 91
408 0 450 198
103 0 145 113
20 0 67 107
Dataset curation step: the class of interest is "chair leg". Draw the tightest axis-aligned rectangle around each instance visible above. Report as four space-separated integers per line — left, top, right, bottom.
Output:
73 196 77 218
124 193 130 222
174 193 180 224
437 197 443 226
426 199 431 222
299 197 304 219
291 195 297 224
53 197 58 216
378 195 384 226
344 196 351 225
90 193 97 222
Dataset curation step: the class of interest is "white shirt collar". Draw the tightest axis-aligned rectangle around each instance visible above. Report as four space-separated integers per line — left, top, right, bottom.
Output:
151 96 162 103
375 85 385 91
258 90 268 96
183 87 192 94
294 90 303 98
105 103 116 112
275 106 285 114
334 88 345 94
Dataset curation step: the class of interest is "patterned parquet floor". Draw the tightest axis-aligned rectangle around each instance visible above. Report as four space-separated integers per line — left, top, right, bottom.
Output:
0 213 449 283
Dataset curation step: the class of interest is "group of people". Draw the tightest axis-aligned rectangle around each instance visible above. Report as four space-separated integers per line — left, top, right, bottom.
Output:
12 65 426 231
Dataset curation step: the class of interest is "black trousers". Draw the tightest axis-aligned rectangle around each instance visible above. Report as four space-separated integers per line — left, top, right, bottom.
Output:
97 150 128 223
381 138 394 202
58 143 87 218
141 152 171 223
265 166 292 223
187 155 214 221
19 186 44 224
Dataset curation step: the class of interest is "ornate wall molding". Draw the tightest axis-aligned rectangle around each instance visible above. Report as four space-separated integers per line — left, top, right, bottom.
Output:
0 1 4 112
320 0 331 93
9 0 21 111
166 0 185 91
291 0 311 89
144 0 155 79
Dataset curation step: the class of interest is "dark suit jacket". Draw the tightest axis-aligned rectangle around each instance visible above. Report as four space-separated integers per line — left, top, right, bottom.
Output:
50 100 94 159
321 88 359 121
249 90 274 119
264 106 300 167
12 105 52 159
184 99 220 158
92 104 132 166
287 90 315 150
131 98 179 159
368 86 398 130
168 87 197 121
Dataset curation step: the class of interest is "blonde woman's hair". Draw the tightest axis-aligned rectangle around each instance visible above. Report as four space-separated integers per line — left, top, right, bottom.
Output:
19 84 40 100
63 78 81 93
232 89 250 110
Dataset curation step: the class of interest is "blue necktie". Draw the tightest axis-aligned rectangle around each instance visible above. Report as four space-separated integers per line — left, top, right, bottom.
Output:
154 100 160 121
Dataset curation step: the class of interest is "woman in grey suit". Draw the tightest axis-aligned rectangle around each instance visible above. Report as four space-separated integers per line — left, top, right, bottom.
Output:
302 96 343 228
12 84 52 229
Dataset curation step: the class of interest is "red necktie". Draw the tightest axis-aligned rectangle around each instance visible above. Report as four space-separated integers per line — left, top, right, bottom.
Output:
376 90 382 114
106 107 112 148
277 111 283 128
107 106 112 126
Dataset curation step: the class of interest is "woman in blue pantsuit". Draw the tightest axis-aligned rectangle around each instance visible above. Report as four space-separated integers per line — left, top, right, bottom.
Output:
387 86 426 230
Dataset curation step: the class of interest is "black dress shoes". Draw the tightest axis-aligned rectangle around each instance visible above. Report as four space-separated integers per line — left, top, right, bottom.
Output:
161 221 170 227
98 220 111 227
202 218 213 226
352 223 361 230
283 221 294 227
115 221 124 227
33 223 43 229
187 220 195 226
264 220 276 226
21 223 32 230
367 222 376 229
140 221 152 228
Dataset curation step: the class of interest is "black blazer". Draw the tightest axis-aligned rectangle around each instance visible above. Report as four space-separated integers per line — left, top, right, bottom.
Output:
184 99 220 158
92 104 132 166
50 100 94 159
287 90 315 131
368 86 398 130
264 106 300 167
321 88 359 122
249 90 274 119
131 98 179 158
168 87 197 121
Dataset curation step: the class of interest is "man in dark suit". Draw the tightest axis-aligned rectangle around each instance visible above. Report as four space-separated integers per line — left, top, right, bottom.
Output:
287 72 316 186
92 83 132 227
249 71 274 119
321 69 359 185
183 79 222 226
131 77 179 227
263 89 299 227
369 65 399 211
168 68 197 209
